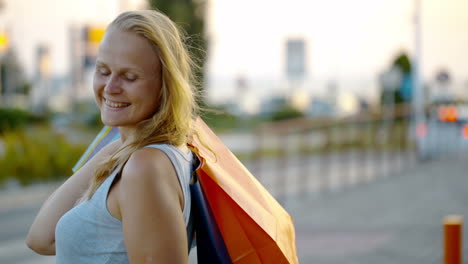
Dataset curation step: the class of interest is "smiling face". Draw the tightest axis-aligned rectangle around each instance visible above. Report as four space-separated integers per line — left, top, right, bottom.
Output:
93 28 162 132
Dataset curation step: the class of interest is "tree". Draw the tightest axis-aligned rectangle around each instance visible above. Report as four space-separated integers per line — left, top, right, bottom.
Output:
271 104 304 122
148 0 207 99
392 53 411 74
380 52 413 106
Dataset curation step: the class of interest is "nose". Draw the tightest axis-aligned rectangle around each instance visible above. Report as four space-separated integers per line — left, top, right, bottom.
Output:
104 75 122 94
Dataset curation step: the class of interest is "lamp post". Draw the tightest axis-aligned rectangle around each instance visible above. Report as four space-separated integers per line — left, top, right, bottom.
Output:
0 30 8 106
413 0 426 140
0 1 6 106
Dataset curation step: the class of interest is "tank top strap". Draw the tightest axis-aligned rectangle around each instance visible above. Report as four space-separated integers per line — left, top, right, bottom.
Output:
91 162 125 215
143 144 193 223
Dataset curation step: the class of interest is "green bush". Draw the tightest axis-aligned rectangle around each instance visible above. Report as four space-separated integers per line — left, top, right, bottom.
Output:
271 105 304 121
201 111 238 131
0 108 48 134
0 129 86 185
0 108 30 133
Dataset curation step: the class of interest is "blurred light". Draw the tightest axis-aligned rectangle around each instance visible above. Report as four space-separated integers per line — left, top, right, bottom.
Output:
0 31 8 52
416 123 427 139
439 106 458 122
337 92 359 116
39 50 52 77
87 27 105 43
462 125 468 140
290 90 310 111
84 25 106 68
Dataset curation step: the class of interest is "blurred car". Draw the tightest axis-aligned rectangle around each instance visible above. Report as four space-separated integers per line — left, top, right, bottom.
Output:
417 100 468 160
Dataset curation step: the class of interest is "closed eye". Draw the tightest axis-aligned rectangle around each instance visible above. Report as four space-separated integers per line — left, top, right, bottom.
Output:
124 73 137 82
97 67 110 76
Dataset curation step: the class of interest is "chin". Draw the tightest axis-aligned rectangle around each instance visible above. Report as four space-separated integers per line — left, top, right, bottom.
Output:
101 118 137 128
101 120 117 127
101 116 121 127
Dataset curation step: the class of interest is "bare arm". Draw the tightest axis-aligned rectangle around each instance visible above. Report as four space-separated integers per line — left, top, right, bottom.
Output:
25 140 121 255
119 148 187 264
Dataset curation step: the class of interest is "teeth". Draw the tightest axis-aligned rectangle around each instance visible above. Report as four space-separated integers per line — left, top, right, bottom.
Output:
105 98 130 108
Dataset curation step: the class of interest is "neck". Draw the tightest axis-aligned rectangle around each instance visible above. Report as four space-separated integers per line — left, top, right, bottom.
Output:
118 126 136 144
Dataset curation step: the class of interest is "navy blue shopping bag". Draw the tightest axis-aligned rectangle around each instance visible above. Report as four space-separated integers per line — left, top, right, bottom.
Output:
189 154 231 263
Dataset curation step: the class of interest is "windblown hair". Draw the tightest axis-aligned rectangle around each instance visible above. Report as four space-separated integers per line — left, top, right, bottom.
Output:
84 10 199 200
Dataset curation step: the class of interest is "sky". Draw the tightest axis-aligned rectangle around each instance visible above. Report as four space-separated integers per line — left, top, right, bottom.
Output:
205 0 468 105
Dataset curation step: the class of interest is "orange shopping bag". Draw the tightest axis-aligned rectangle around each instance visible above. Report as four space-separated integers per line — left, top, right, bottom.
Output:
190 118 298 264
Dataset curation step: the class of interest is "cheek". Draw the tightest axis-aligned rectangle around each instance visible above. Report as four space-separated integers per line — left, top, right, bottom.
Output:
93 78 104 96
143 89 161 116
92 81 104 107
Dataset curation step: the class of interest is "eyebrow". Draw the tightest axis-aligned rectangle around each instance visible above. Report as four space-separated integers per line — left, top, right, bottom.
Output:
95 61 106 67
95 61 144 75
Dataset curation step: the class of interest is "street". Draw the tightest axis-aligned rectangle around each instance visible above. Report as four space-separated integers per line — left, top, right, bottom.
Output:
0 202 54 264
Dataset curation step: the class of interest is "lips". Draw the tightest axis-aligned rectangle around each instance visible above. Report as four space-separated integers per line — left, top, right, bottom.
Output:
104 98 130 108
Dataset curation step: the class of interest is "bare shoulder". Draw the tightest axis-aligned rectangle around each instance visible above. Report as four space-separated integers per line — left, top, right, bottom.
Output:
117 147 188 262
117 147 184 213
121 147 174 182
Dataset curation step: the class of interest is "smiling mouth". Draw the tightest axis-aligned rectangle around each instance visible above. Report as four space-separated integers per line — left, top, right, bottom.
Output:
104 98 130 108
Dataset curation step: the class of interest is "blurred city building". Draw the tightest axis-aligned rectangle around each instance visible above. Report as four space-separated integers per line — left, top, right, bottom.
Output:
0 0 466 117
0 0 146 111
205 0 468 116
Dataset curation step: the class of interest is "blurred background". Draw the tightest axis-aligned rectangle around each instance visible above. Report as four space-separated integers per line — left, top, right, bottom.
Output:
0 0 468 263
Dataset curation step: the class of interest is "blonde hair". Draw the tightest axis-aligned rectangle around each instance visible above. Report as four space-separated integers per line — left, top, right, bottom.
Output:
84 10 199 200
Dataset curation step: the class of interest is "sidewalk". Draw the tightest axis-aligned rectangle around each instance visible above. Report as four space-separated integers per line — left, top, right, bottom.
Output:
0 182 60 213
287 153 468 263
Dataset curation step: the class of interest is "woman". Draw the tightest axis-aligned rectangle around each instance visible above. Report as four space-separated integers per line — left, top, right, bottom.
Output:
26 10 198 263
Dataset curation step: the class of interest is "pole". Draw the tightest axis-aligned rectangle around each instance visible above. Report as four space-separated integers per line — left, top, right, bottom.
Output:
413 0 426 142
0 58 2 106
444 215 463 264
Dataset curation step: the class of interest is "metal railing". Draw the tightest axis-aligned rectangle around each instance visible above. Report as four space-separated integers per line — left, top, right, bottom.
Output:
243 105 418 202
